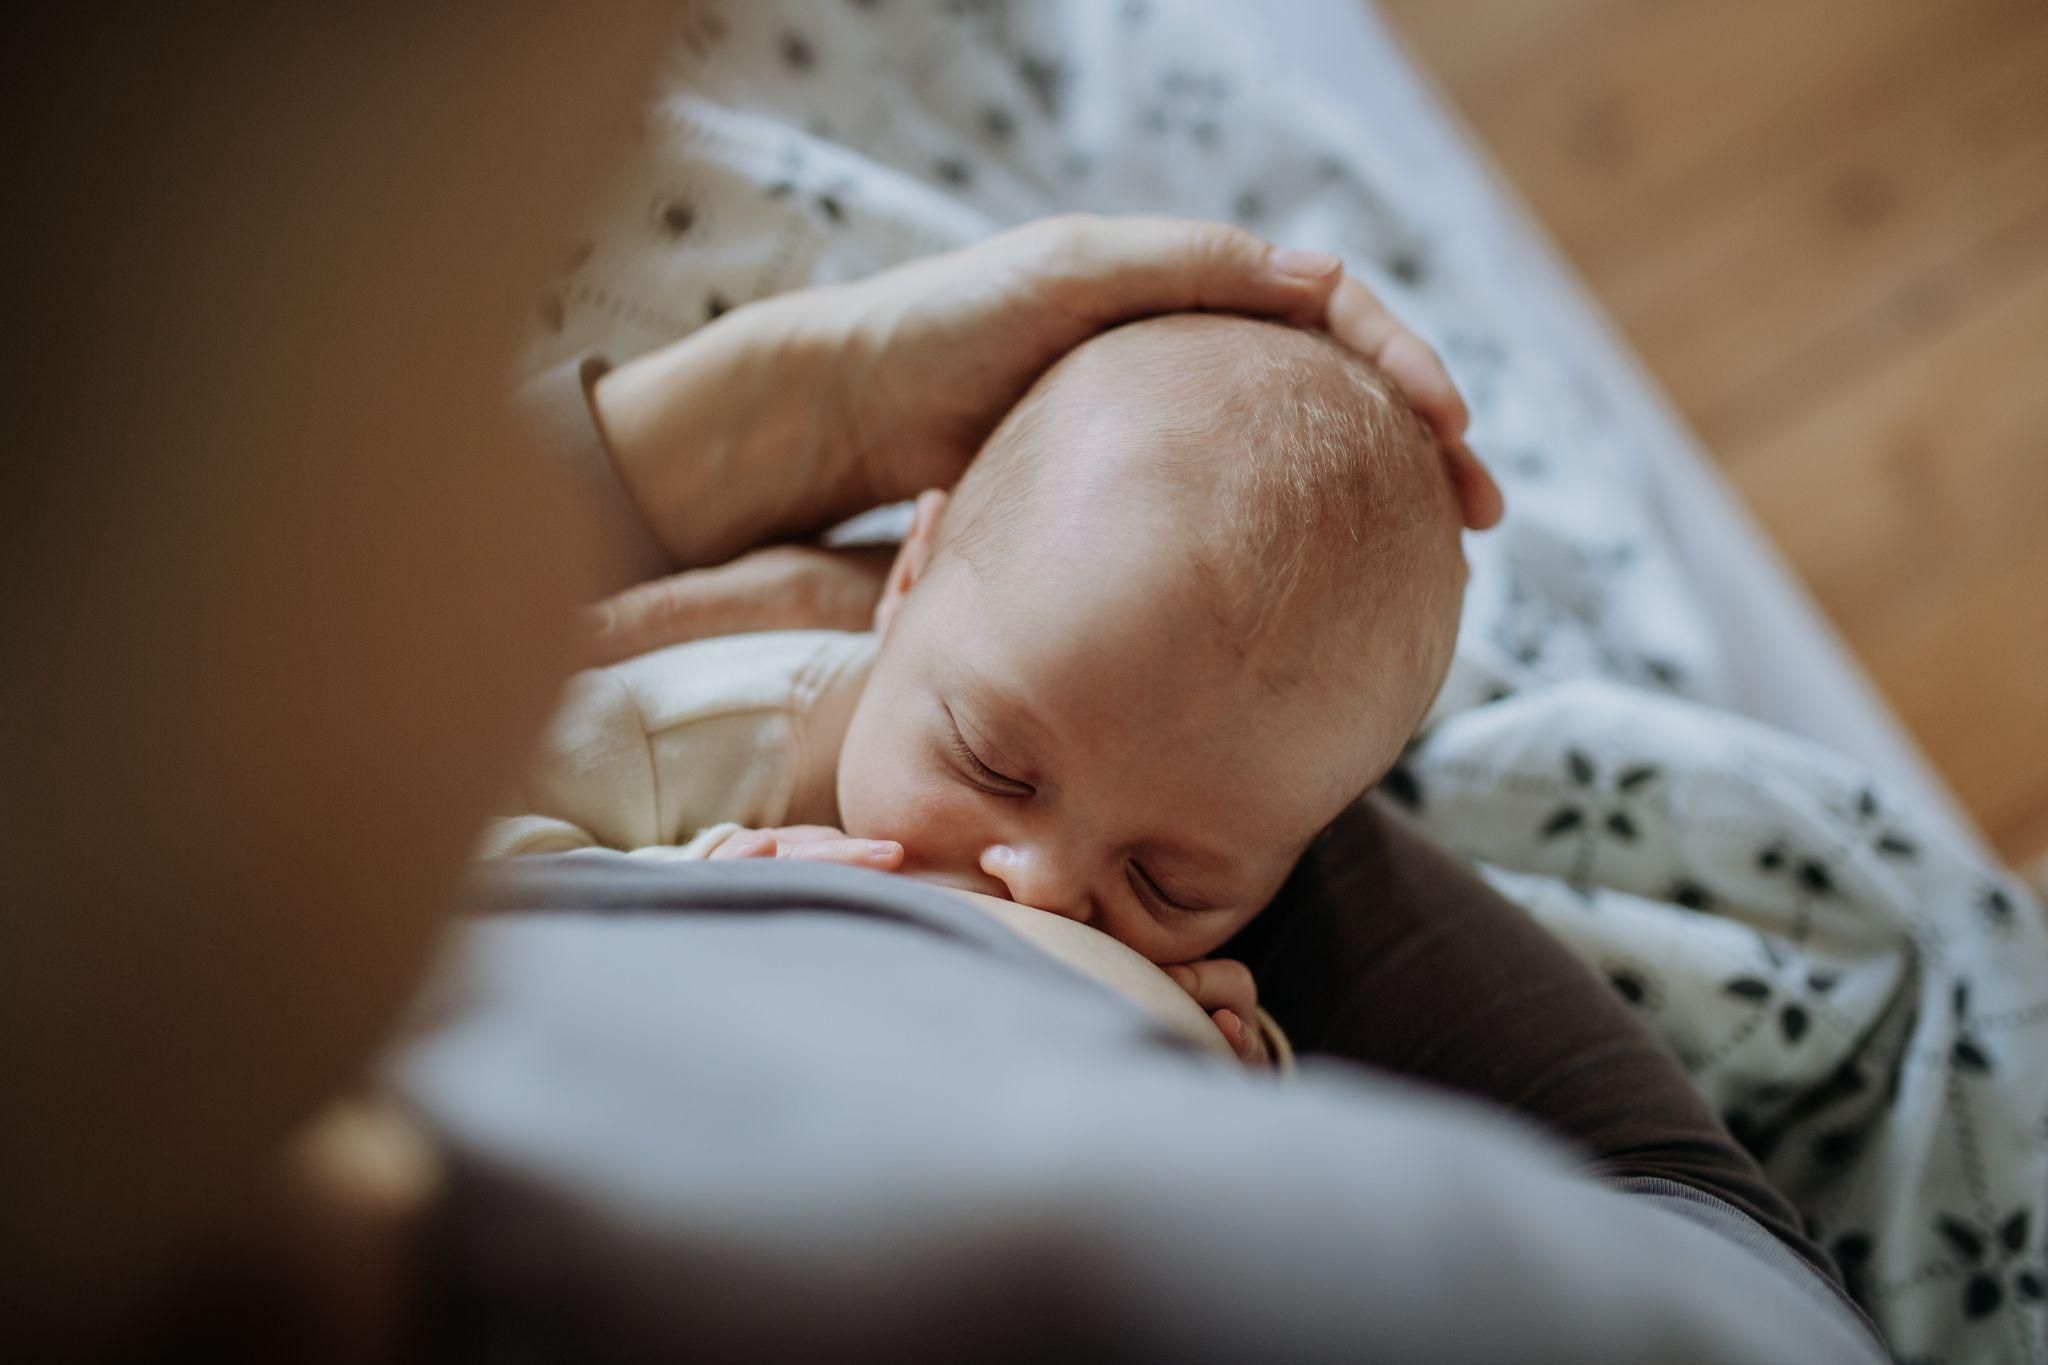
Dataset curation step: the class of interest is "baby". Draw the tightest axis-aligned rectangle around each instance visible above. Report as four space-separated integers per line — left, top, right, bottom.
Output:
490 313 1466 1052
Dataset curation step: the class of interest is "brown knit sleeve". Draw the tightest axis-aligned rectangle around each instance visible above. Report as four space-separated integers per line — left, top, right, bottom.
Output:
1225 792 1843 1289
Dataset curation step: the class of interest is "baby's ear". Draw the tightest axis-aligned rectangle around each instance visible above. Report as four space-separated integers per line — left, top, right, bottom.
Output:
874 489 949 634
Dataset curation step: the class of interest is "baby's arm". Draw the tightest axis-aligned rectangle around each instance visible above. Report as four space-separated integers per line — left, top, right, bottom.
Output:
482 813 901 872
480 814 751 860
512 631 863 852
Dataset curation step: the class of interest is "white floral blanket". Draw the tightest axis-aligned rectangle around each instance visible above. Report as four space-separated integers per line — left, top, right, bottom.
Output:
525 4 2047 1359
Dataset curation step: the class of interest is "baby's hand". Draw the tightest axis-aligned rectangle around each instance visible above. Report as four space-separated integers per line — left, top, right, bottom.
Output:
708 825 904 871
1163 958 1270 1067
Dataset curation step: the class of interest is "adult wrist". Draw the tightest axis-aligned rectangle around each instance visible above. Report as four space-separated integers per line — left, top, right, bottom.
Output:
519 354 673 592
592 298 866 571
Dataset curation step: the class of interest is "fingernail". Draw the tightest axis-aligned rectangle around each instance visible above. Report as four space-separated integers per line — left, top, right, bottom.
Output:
1269 247 1341 280
866 841 900 859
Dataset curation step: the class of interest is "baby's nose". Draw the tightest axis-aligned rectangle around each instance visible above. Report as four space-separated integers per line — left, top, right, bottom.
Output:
978 843 1091 923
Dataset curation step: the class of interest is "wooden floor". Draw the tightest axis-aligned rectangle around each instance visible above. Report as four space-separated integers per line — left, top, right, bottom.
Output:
1380 0 2048 877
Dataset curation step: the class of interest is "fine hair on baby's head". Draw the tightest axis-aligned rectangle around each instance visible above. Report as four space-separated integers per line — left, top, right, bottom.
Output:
944 312 1465 735
839 311 1467 965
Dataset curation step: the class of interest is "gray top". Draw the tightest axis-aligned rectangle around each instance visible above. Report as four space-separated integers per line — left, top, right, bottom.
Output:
394 855 1888 1363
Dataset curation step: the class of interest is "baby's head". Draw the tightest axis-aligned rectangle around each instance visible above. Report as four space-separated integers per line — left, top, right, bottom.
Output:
838 313 1464 963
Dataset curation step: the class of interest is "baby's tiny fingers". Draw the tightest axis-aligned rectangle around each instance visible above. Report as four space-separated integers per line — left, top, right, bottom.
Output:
763 825 859 847
1169 958 1259 1022
1211 1008 1267 1066
778 838 904 870
710 831 777 860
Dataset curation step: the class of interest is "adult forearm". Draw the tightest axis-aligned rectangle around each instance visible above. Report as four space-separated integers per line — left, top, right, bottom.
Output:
592 298 869 572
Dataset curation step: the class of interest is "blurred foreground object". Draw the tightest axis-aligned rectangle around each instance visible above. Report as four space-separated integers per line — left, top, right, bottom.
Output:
0 3 665 1344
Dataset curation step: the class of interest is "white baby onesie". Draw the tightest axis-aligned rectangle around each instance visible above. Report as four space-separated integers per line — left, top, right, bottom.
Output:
484 625 1295 1069
483 630 876 860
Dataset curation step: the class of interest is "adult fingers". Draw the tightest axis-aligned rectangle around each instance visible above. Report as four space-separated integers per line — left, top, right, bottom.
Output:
1326 273 1466 438
579 570 737 668
1012 214 1344 332
1327 273 1505 531
1443 435 1506 531
1377 327 1470 444
579 544 893 669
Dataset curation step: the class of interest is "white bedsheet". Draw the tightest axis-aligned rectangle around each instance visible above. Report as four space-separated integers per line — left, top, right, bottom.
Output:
1275 0 1981 853
524 4 2046 1358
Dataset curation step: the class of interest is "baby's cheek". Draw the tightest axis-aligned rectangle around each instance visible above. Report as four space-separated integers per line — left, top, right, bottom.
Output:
834 750 902 842
836 739 957 850
834 702 902 840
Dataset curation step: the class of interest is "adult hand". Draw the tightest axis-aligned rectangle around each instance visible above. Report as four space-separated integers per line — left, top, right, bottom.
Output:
1327 274 1502 530
819 215 1353 508
1164 957 1272 1068
579 543 893 668
593 215 1498 570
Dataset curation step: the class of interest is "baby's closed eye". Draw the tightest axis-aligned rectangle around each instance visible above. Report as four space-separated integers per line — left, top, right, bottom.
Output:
1128 860 1217 916
943 706 1032 797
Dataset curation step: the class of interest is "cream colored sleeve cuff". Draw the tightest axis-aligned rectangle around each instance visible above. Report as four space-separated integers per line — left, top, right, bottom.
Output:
479 816 748 862
631 822 747 861
476 814 599 859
